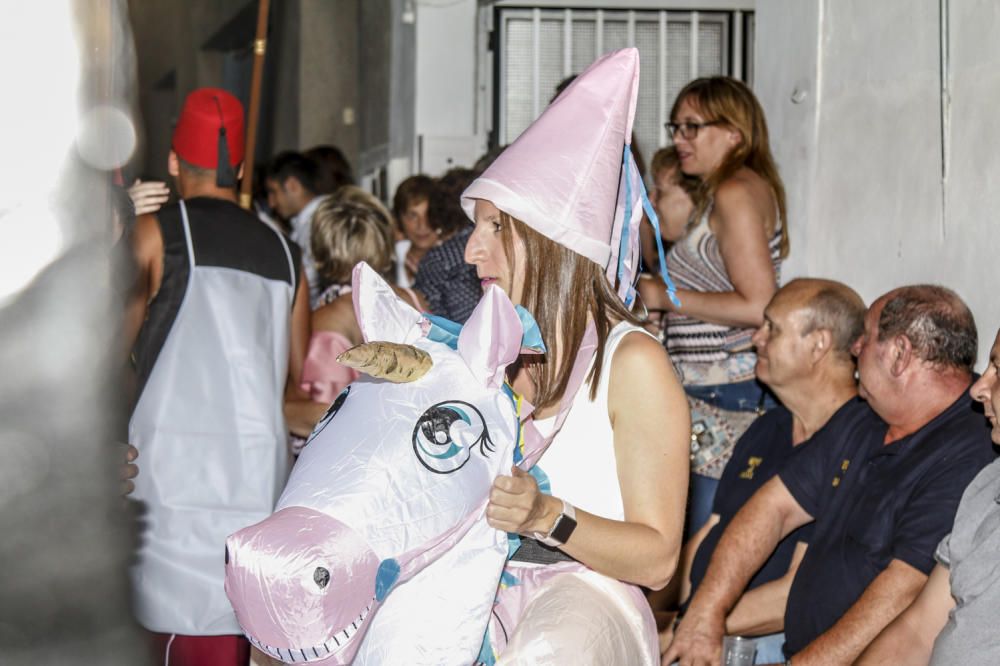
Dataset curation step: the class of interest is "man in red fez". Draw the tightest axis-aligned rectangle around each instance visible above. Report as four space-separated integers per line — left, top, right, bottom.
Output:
123 87 310 666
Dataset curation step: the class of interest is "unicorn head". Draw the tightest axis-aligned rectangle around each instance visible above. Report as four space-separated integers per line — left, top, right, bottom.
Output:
224 262 527 664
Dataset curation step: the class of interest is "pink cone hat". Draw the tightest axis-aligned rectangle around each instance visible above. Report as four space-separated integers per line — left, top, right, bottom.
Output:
463 48 638 265
461 47 681 307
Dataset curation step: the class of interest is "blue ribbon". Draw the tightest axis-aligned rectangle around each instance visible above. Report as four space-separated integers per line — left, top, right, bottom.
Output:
424 307 546 353
638 172 682 308
618 145 682 309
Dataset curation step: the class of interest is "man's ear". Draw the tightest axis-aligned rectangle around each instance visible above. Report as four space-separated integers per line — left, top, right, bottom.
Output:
890 335 913 377
284 175 302 197
810 328 833 364
167 150 179 177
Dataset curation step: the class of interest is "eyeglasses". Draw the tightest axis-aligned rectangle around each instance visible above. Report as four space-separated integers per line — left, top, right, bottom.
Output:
665 121 722 141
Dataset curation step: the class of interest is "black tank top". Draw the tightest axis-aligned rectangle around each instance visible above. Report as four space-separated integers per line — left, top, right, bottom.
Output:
130 197 302 402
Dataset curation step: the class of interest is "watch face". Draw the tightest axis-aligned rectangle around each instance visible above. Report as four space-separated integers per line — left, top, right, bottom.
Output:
549 513 577 545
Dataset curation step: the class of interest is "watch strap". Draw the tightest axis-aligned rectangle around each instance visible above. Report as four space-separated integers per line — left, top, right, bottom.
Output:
533 499 577 548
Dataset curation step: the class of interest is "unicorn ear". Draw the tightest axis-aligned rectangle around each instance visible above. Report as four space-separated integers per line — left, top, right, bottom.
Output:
457 285 523 389
352 262 424 344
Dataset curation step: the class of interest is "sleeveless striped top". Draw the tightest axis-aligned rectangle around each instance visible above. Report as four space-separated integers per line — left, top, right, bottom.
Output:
665 203 783 385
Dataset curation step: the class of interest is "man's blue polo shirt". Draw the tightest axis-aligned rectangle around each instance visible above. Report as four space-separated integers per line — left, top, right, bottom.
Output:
779 386 995 656
688 401 850 598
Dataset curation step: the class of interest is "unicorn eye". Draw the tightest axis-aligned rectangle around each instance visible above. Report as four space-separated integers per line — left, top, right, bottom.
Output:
412 400 494 474
314 567 330 589
306 386 351 444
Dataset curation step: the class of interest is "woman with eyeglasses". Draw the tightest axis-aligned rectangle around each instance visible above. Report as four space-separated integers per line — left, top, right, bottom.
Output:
644 77 788 543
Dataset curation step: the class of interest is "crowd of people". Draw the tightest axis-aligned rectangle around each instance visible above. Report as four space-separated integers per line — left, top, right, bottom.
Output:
118 46 998 666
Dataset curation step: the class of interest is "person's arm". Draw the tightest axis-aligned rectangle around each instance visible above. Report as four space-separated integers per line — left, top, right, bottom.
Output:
122 213 163 359
663 477 812 665
487 331 690 589
724 540 808 636
636 274 671 334
282 266 313 438
638 216 660 274
283 292 354 438
286 266 310 390
679 514 721 604
788 558 928 665
665 178 777 328
651 513 719 656
856 562 953 665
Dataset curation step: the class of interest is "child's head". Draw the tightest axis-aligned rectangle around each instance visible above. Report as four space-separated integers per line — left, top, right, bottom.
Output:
311 200 395 287
392 175 436 249
649 146 697 240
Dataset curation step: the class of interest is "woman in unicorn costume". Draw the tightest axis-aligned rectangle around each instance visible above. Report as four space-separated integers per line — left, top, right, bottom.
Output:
462 47 691 664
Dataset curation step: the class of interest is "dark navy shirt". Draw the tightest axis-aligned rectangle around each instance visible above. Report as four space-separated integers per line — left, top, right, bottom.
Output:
414 227 482 324
780 387 995 656
689 405 811 598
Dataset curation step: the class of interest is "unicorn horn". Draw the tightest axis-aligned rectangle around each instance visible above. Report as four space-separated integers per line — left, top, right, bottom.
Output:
338 342 433 383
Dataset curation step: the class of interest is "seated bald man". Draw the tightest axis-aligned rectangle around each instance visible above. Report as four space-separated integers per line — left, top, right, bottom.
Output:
665 285 995 665
654 278 866 664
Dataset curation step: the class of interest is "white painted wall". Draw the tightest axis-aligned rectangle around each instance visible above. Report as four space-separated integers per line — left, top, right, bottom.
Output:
410 0 1000 364
757 0 1000 366
414 0 483 175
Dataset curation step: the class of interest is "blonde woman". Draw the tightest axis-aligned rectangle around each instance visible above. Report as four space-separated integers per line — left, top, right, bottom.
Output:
647 77 788 538
284 200 425 445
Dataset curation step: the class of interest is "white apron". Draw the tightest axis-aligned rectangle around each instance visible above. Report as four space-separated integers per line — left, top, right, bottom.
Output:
129 200 294 635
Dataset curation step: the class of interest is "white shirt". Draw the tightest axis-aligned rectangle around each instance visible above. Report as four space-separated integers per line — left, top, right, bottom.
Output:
290 194 327 305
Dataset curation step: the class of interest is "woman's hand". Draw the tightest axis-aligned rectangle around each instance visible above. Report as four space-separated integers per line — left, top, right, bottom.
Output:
486 466 560 535
128 179 170 216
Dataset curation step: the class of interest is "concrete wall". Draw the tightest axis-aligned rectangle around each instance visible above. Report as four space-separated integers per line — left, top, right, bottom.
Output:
128 0 361 181
758 0 1000 366
127 0 246 178
414 0 482 175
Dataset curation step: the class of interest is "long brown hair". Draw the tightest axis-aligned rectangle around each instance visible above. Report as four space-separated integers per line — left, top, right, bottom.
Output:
500 213 640 410
672 77 789 258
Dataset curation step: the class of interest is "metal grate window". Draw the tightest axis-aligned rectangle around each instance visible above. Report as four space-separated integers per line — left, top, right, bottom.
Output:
496 7 753 169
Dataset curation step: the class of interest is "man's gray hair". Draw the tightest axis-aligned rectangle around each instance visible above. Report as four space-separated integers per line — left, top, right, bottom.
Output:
799 282 866 359
877 285 977 371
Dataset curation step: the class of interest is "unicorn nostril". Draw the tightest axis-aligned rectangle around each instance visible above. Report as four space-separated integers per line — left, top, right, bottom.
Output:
225 546 230 565
314 567 330 589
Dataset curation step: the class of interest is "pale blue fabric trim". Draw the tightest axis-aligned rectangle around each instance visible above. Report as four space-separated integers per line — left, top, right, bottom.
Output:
424 307 546 354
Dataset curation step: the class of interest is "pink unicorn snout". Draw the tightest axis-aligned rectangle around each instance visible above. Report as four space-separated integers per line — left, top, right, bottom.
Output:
225 506 383 663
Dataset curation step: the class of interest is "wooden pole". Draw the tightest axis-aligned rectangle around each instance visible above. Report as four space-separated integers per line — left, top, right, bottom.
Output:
240 0 271 210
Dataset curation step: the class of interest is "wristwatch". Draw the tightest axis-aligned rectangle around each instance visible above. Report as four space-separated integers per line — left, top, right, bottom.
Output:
533 499 577 547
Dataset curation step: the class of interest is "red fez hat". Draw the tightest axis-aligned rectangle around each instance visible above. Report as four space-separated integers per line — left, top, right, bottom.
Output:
172 88 245 170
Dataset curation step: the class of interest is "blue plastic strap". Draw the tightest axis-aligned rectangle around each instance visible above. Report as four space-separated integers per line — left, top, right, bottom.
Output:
424 313 463 349
617 146 633 288
425 308 545 354
638 174 682 308
515 305 546 353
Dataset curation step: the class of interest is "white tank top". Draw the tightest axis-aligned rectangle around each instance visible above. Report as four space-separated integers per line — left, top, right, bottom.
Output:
534 322 656 521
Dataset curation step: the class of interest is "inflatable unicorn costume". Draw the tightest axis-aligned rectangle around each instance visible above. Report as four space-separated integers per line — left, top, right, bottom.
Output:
225 261 547 664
